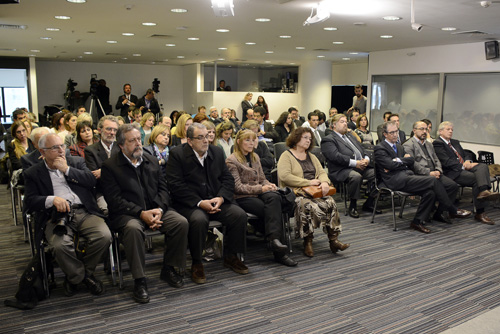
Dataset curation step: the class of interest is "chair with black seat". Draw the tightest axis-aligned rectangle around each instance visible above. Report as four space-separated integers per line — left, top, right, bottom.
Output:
7 158 24 226
273 142 288 164
370 164 415 231
477 150 500 192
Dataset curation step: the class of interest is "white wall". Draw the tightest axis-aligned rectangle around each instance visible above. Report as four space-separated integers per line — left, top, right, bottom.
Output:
332 62 368 85
35 60 184 116
369 41 500 157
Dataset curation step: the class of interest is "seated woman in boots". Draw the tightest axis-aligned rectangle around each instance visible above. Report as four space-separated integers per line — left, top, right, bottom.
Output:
277 127 349 257
226 129 297 267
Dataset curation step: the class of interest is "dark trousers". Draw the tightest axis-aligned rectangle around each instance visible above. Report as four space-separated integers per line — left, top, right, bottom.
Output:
403 175 437 222
347 167 375 200
453 163 491 211
177 203 247 262
236 192 283 241
436 174 459 214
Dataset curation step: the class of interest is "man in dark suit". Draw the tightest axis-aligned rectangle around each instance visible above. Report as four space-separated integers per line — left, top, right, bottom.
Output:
84 115 121 215
115 83 138 119
388 114 406 144
321 114 379 218
254 106 279 143
376 111 392 144
433 121 499 225
101 123 188 303
166 123 248 285
136 89 160 116
24 133 111 297
289 106 305 127
347 108 360 131
302 112 325 146
403 121 471 224
375 121 443 233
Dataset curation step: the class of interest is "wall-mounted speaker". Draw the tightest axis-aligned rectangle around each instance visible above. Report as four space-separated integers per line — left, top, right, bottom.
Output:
485 40 499 60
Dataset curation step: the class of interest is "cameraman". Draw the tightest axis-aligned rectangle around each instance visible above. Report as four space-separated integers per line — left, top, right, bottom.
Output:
24 133 111 297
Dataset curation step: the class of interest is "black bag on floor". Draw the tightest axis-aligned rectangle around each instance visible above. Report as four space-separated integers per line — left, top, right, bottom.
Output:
277 187 296 217
4 253 46 310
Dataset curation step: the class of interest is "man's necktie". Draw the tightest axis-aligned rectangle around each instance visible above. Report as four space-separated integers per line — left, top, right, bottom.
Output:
448 142 464 164
342 135 362 160
392 144 398 154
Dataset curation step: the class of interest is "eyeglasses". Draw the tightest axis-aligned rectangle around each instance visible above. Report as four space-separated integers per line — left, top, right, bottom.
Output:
385 130 399 135
191 135 210 141
415 127 427 131
43 144 66 151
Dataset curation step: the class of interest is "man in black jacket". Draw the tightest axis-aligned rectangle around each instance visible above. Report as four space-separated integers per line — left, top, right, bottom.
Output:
101 123 188 303
24 133 111 297
115 83 138 119
166 123 248 285
136 89 160 116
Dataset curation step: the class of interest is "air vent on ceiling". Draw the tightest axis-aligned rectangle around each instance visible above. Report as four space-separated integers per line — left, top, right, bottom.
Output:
313 48 330 51
0 23 27 29
149 34 173 39
452 30 488 35
106 52 124 56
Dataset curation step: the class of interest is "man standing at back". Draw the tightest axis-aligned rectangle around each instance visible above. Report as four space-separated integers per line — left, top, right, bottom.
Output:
115 83 138 119
348 84 367 114
166 123 248 285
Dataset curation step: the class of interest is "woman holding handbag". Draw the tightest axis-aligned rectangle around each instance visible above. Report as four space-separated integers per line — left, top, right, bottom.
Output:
277 127 349 257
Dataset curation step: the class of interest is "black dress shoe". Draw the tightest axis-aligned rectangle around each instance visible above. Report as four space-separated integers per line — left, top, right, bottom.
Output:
348 207 360 218
410 222 431 234
160 266 184 288
63 277 78 297
268 239 288 254
361 205 382 214
432 212 452 224
133 278 150 304
83 275 105 295
274 253 298 267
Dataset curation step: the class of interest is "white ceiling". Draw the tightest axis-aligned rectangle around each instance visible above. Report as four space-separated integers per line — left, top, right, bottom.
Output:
1 0 499 66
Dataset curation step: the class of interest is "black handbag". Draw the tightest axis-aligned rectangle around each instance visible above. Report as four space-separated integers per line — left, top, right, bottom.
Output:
277 187 296 217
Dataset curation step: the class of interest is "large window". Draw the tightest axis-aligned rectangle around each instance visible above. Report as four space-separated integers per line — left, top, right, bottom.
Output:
0 69 29 124
202 63 298 93
443 73 500 145
371 74 440 137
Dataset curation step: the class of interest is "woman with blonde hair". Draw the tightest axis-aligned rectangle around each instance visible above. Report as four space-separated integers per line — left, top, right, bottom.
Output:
201 120 216 145
241 92 253 122
277 127 349 258
144 124 170 177
7 121 35 170
215 121 234 158
226 129 297 266
139 112 155 145
170 113 193 146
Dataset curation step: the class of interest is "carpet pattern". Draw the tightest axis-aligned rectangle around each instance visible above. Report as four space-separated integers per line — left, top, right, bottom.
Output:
1 187 500 334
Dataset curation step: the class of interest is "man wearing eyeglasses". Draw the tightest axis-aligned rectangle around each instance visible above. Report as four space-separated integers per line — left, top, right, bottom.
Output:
24 133 111 297
375 121 442 233
403 121 471 224
166 123 248 285
101 123 189 303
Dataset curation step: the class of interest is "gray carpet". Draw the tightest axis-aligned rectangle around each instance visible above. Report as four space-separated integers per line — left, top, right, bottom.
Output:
1 187 500 334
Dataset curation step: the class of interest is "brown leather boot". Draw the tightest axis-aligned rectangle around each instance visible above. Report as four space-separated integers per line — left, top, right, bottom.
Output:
327 228 350 254
303 235 314 257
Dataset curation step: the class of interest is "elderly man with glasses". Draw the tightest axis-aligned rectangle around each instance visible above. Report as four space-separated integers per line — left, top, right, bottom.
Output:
166 123 248 285
24 133 111 297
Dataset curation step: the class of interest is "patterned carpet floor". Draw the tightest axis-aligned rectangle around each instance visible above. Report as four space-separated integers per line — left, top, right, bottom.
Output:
1 187 500 334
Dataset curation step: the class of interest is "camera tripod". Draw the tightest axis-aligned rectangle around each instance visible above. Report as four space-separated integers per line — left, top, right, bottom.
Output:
88 93 106 126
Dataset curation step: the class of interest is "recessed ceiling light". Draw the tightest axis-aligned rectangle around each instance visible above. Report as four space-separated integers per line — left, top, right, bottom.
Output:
323 27 338 31
296 46 305 50
122 32 134 36
290 63 295 65
112 60 117 63
218 47 227 50
78 56 83 58
40 37 52 40
349 52 359 55
142 22 157 26
342 57 351 60
353 22 366 26
441 27 457 31
177 56 185 59
380 35 393 39
55 16 71 20
121 57 128 60
163 59 169 61
133 54 141 56
317 55 325 58
30 49 40 52
46 27 60 31
265 51 274 54
332 42 344 45
83 51 93 55
217 58 225 61
255 18 270 22
107 40 118 44
67 0 86 3
245 42 256 45
187 37 199 41
383 16 401 21
279 35 292 39
171 8 187 13
216 29 230 33
28 54 36 57
265 61 271 63
165 44 176 47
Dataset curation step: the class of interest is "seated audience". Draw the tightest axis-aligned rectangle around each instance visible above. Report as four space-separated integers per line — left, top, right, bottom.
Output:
317 111 327 132
132 108 142 124
274 111 296 143
158 115 172 129
230 108 241 127
170 113 193 146
254 107 279 144
170 110 180 127
215 121 235 159
24 133 111 297
376 111 392 143
226 129 297 266
143 124 170 177
8 120 35 171
302 112 325 146
21 127 51 170
166 123 249 285
23 120 34 136
193 113 209 124
347 108 360 131
421 118 434 143
101 124 188 303
433 121 499 225
388 113 406 144
139 112 155 145
242 120 275 182
254 95 269 120
69 120 98 157
208 107 219 123
201 120 217 145
52 112 67 138
277 127 349 257
354 113 373 145
289 107 305 127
